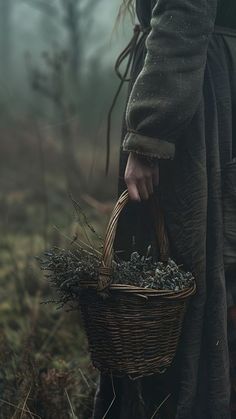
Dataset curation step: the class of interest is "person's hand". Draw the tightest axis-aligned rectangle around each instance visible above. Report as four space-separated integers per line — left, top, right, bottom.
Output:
124 152 159 201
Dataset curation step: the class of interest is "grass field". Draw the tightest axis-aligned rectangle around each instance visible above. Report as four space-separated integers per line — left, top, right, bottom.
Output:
0 122 119 418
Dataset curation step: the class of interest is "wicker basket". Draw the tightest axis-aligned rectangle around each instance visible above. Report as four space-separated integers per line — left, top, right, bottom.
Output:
79 190 196 379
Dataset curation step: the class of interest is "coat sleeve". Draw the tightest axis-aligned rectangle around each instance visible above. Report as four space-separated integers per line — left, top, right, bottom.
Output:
122 0 217 159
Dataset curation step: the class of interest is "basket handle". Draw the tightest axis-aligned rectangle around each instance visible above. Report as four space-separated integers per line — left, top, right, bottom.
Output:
98 189 170 291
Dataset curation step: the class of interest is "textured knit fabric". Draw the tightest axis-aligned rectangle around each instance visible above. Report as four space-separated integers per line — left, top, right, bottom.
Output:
92 1 236 418
123 0 217 158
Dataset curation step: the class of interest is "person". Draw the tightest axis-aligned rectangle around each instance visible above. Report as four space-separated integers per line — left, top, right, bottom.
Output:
93 0 236 418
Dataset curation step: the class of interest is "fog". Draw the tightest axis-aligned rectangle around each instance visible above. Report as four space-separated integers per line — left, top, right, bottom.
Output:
0 2 137 417
0 0 132 115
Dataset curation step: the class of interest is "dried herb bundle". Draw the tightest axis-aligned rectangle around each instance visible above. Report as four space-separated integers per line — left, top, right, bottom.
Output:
114 252 194 290
39 247 100 307
39 246 194 308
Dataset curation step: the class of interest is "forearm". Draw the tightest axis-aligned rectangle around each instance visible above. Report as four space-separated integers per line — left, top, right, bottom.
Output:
123 0 217 158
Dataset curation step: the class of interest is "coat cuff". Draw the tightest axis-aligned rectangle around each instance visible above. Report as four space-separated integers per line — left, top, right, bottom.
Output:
122 131 175 159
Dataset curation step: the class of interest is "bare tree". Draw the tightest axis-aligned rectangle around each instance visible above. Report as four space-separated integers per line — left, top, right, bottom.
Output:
25 0 105 196
21 0 57 16
61 0 103 106
26 48 83 196
0 0 12 78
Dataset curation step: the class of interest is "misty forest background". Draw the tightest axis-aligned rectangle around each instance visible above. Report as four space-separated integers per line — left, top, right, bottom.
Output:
0 1 132 417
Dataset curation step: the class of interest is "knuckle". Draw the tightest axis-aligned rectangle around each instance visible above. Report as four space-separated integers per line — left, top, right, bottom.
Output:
125 175 133 184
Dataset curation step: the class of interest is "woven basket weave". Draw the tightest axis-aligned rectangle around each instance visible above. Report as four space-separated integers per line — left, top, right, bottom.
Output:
79 190 196 378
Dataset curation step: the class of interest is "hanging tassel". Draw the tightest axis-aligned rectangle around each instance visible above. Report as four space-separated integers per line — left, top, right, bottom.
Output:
105 24 142 175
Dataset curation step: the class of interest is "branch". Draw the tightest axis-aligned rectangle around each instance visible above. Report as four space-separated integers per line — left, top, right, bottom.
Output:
82 0 103 17
21 0 58 17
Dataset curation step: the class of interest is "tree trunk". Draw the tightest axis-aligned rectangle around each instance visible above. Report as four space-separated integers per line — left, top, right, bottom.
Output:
0 0 11 78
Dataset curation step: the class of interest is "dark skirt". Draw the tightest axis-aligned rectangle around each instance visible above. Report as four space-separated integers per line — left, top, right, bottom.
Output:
92 26 236 419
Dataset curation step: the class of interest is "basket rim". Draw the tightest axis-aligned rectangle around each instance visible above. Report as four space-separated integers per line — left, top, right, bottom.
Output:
80 280 196 299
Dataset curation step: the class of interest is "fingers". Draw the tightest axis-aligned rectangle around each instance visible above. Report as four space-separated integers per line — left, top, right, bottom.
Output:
138 179 149 200
124 152 159 202
126 177 152 201
126 182 141 202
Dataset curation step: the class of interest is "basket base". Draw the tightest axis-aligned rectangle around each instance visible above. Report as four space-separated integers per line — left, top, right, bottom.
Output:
80 289 188 379
93 361 169 381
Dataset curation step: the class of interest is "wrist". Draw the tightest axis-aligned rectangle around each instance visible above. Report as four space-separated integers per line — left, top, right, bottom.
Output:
130 152 159 169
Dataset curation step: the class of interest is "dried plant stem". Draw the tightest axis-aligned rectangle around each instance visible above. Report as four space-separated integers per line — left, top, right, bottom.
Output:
70 194 103 243
78 368 90 389
70 195 97 250
52 224 102 256
101 374 116 419
0 398 41 419
19 386 32 419
150 393 171 419
65 389 77 419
